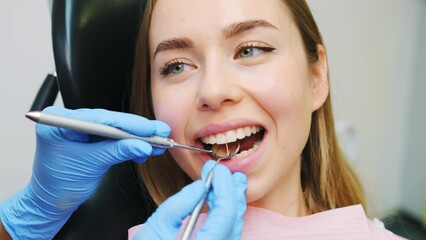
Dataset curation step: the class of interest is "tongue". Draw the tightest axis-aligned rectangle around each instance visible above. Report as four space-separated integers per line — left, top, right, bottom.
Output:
239 134 258 152
213 133 258 157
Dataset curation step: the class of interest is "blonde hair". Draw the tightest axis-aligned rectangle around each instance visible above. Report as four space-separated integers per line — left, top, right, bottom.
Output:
131 0 365 213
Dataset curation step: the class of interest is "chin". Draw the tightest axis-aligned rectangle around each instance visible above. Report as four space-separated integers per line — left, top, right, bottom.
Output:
243 177 271 207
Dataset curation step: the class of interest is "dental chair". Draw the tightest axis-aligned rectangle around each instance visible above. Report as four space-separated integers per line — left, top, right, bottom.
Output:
30 0 155 239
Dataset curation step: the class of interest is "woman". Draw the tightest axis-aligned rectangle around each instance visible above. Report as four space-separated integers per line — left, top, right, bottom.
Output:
0 0 405 239
133 0 359 215
131 0 404 238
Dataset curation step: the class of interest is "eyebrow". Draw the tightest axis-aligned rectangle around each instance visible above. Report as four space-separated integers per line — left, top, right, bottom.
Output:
153 19 278 57
223 19 278 39
153 37 194 57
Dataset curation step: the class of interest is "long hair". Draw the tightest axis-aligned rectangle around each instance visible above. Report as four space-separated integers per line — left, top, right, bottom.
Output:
131 0 365 213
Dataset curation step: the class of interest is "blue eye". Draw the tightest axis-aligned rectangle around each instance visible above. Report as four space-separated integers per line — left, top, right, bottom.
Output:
160 60 190 76
235 43 276 59
170 63 184 74
239 48 255 58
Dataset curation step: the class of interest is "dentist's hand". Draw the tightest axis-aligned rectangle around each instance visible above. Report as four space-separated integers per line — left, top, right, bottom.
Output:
0 106 170 239
133 161 248 240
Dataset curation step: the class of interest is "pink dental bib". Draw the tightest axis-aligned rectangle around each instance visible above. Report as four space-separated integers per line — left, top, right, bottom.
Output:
129 204 405 239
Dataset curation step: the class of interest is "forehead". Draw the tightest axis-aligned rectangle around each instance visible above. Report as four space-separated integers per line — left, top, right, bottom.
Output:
149 0 293 45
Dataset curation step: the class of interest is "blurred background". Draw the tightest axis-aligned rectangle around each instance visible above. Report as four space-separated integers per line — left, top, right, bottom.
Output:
308 0 426 238
0 0 425 238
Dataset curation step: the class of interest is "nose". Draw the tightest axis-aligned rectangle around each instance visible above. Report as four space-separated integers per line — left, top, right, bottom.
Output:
196 59 243 111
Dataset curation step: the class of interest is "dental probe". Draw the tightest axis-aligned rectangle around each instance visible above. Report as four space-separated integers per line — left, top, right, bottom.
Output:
25 111 212 154
181 143 240 240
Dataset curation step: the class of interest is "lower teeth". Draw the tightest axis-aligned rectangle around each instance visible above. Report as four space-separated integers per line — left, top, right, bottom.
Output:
230 141 259 159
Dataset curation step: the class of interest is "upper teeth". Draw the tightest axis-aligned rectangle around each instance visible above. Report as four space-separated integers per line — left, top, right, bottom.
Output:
201 126 262 145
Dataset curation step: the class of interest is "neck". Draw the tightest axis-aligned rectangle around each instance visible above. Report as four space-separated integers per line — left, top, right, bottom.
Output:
247 160 308 217
248 183 308 217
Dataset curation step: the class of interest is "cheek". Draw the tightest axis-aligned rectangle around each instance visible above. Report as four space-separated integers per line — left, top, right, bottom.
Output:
269 69 312 142
255 78 312 157
151 82 191 139
243 69 313 203
246 63 313 121
250 64 313 157
151 81 202 179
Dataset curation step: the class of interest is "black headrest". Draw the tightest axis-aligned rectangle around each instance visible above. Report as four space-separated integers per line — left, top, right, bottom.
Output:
53 0 143 111
50 1 155 239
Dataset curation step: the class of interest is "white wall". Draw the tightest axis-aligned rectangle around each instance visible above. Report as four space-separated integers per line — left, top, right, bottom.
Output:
308 0 426 218
1 0 425 220
400 3 426 220
0 1 54 199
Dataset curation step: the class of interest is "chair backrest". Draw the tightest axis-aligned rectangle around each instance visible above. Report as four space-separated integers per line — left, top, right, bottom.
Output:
46 1 156 239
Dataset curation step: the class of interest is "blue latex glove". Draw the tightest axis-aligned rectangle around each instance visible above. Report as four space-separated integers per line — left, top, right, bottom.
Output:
0 106 170 239
134 160 248 240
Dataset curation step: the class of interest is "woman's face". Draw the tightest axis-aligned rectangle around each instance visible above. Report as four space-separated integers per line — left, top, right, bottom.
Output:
149 0 328 212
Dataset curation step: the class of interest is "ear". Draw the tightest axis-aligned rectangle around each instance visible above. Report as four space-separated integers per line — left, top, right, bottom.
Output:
311 44 329 111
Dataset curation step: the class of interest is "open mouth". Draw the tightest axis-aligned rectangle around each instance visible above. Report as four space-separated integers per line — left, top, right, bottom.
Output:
200 126 265 160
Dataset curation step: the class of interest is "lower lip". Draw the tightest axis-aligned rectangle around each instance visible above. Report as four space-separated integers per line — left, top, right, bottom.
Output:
201 132 267 173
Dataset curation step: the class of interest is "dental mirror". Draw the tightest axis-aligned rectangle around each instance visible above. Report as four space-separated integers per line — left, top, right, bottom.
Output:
211 141 241 160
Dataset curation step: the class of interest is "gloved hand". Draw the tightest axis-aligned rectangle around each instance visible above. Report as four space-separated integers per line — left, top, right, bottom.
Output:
133 160 248 240
0 106 170 239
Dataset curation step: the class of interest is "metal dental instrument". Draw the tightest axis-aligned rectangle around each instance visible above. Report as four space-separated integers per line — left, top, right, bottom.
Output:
26 110 242 238
25 111 212 154
181 142 241 240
